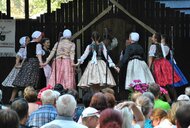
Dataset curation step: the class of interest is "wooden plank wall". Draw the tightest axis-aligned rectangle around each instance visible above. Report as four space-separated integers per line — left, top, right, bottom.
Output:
0 0 190 102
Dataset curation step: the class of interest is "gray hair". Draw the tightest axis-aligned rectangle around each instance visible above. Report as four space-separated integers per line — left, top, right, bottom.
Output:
41 89 56 105
121 107 133 128
56 94 76 116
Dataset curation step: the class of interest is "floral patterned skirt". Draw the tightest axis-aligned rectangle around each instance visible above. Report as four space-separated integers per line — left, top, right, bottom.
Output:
12 58 40 88
2 67 20 87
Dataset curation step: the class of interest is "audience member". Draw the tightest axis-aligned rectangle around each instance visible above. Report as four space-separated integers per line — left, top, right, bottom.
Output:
41 94 87 128
177 94 190 101
11 98 30 128
81 107 100 128
23 86 39 115
0 89 7 109
82 91 93 108
90 92 108 112
98 108 123 128
148 83 170 111
26 89 57 128
104 92 116 108
176 104 190 128
131 92 142 103
0 109 19 128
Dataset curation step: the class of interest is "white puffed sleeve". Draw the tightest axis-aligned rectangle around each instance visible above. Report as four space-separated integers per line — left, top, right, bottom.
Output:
16 48 26 59
36 43 45 55
78 45 90 64
149 44 156 57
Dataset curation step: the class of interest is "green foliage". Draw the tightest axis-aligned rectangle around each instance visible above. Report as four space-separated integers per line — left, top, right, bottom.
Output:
0 0 73 19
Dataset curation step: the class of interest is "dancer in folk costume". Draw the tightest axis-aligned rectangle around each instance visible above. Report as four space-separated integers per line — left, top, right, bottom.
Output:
161 34 188 87
43 29 76 89
41 38 52 84
148 33 181 102
118 32 155 89
10 31 44 102
75 31 118 92
2 36 30 87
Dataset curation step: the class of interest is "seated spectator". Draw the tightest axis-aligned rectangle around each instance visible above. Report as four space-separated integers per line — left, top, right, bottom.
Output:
176 104 190 128
142 91 155 105
90 92 108 112
11 98 30 128
136 95 153 128
54 83 68 95
82 91 93 108
98 108 123 128
67 89 85 122
26 89 57 128
115 101 144 128
101 87 115 95
167 100 190 126
0 109 19 128
81 107 100 128
41 94 87 128
23 86 39 115
177 94 190 101
148 83 170 111
185 87 190 97
150 108 172 128
131 92 142 103
104 92 116 108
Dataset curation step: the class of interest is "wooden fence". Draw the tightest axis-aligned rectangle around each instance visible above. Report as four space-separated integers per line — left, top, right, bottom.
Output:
0 0 190 102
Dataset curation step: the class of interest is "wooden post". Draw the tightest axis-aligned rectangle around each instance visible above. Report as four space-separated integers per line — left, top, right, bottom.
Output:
6 0 10 17
47 0 51 14
25 0 29 19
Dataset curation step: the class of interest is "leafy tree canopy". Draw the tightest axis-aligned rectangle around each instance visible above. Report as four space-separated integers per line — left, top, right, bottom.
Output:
0 0 73 19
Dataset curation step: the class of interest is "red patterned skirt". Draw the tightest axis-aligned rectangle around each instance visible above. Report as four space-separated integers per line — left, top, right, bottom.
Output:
152 58 180 86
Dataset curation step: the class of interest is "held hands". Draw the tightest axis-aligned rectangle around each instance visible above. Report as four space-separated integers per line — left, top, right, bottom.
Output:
114 66 120 73
72 62 80 67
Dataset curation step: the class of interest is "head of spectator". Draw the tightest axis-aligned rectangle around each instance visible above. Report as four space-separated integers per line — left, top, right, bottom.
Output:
131 92 142 102
167 101 190 125
99 108 123 128
177 94 190 101
185 87 190 97
41 89 56 105
0 109 19 128
150 108 167 127
90 92 108 112
104 92 115 108
54 83 68 95
120 106 134 128
67 89 79 101
56 94 76 117
148 83 160 99
81 107 100 128
176 104 190 128
24 86 38 102
82 91 93 108
101 88 115 95
136 95 154 118
142 92 155 105
11 98 29 126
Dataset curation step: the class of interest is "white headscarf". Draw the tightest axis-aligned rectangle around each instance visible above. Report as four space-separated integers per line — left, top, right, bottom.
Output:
19 36 27 46
32 31 42 39
63 29 72 38
130 32 140 42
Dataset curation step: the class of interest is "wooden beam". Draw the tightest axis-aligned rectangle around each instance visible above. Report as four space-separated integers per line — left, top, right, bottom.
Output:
71 6 112 40
110 0 156 34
